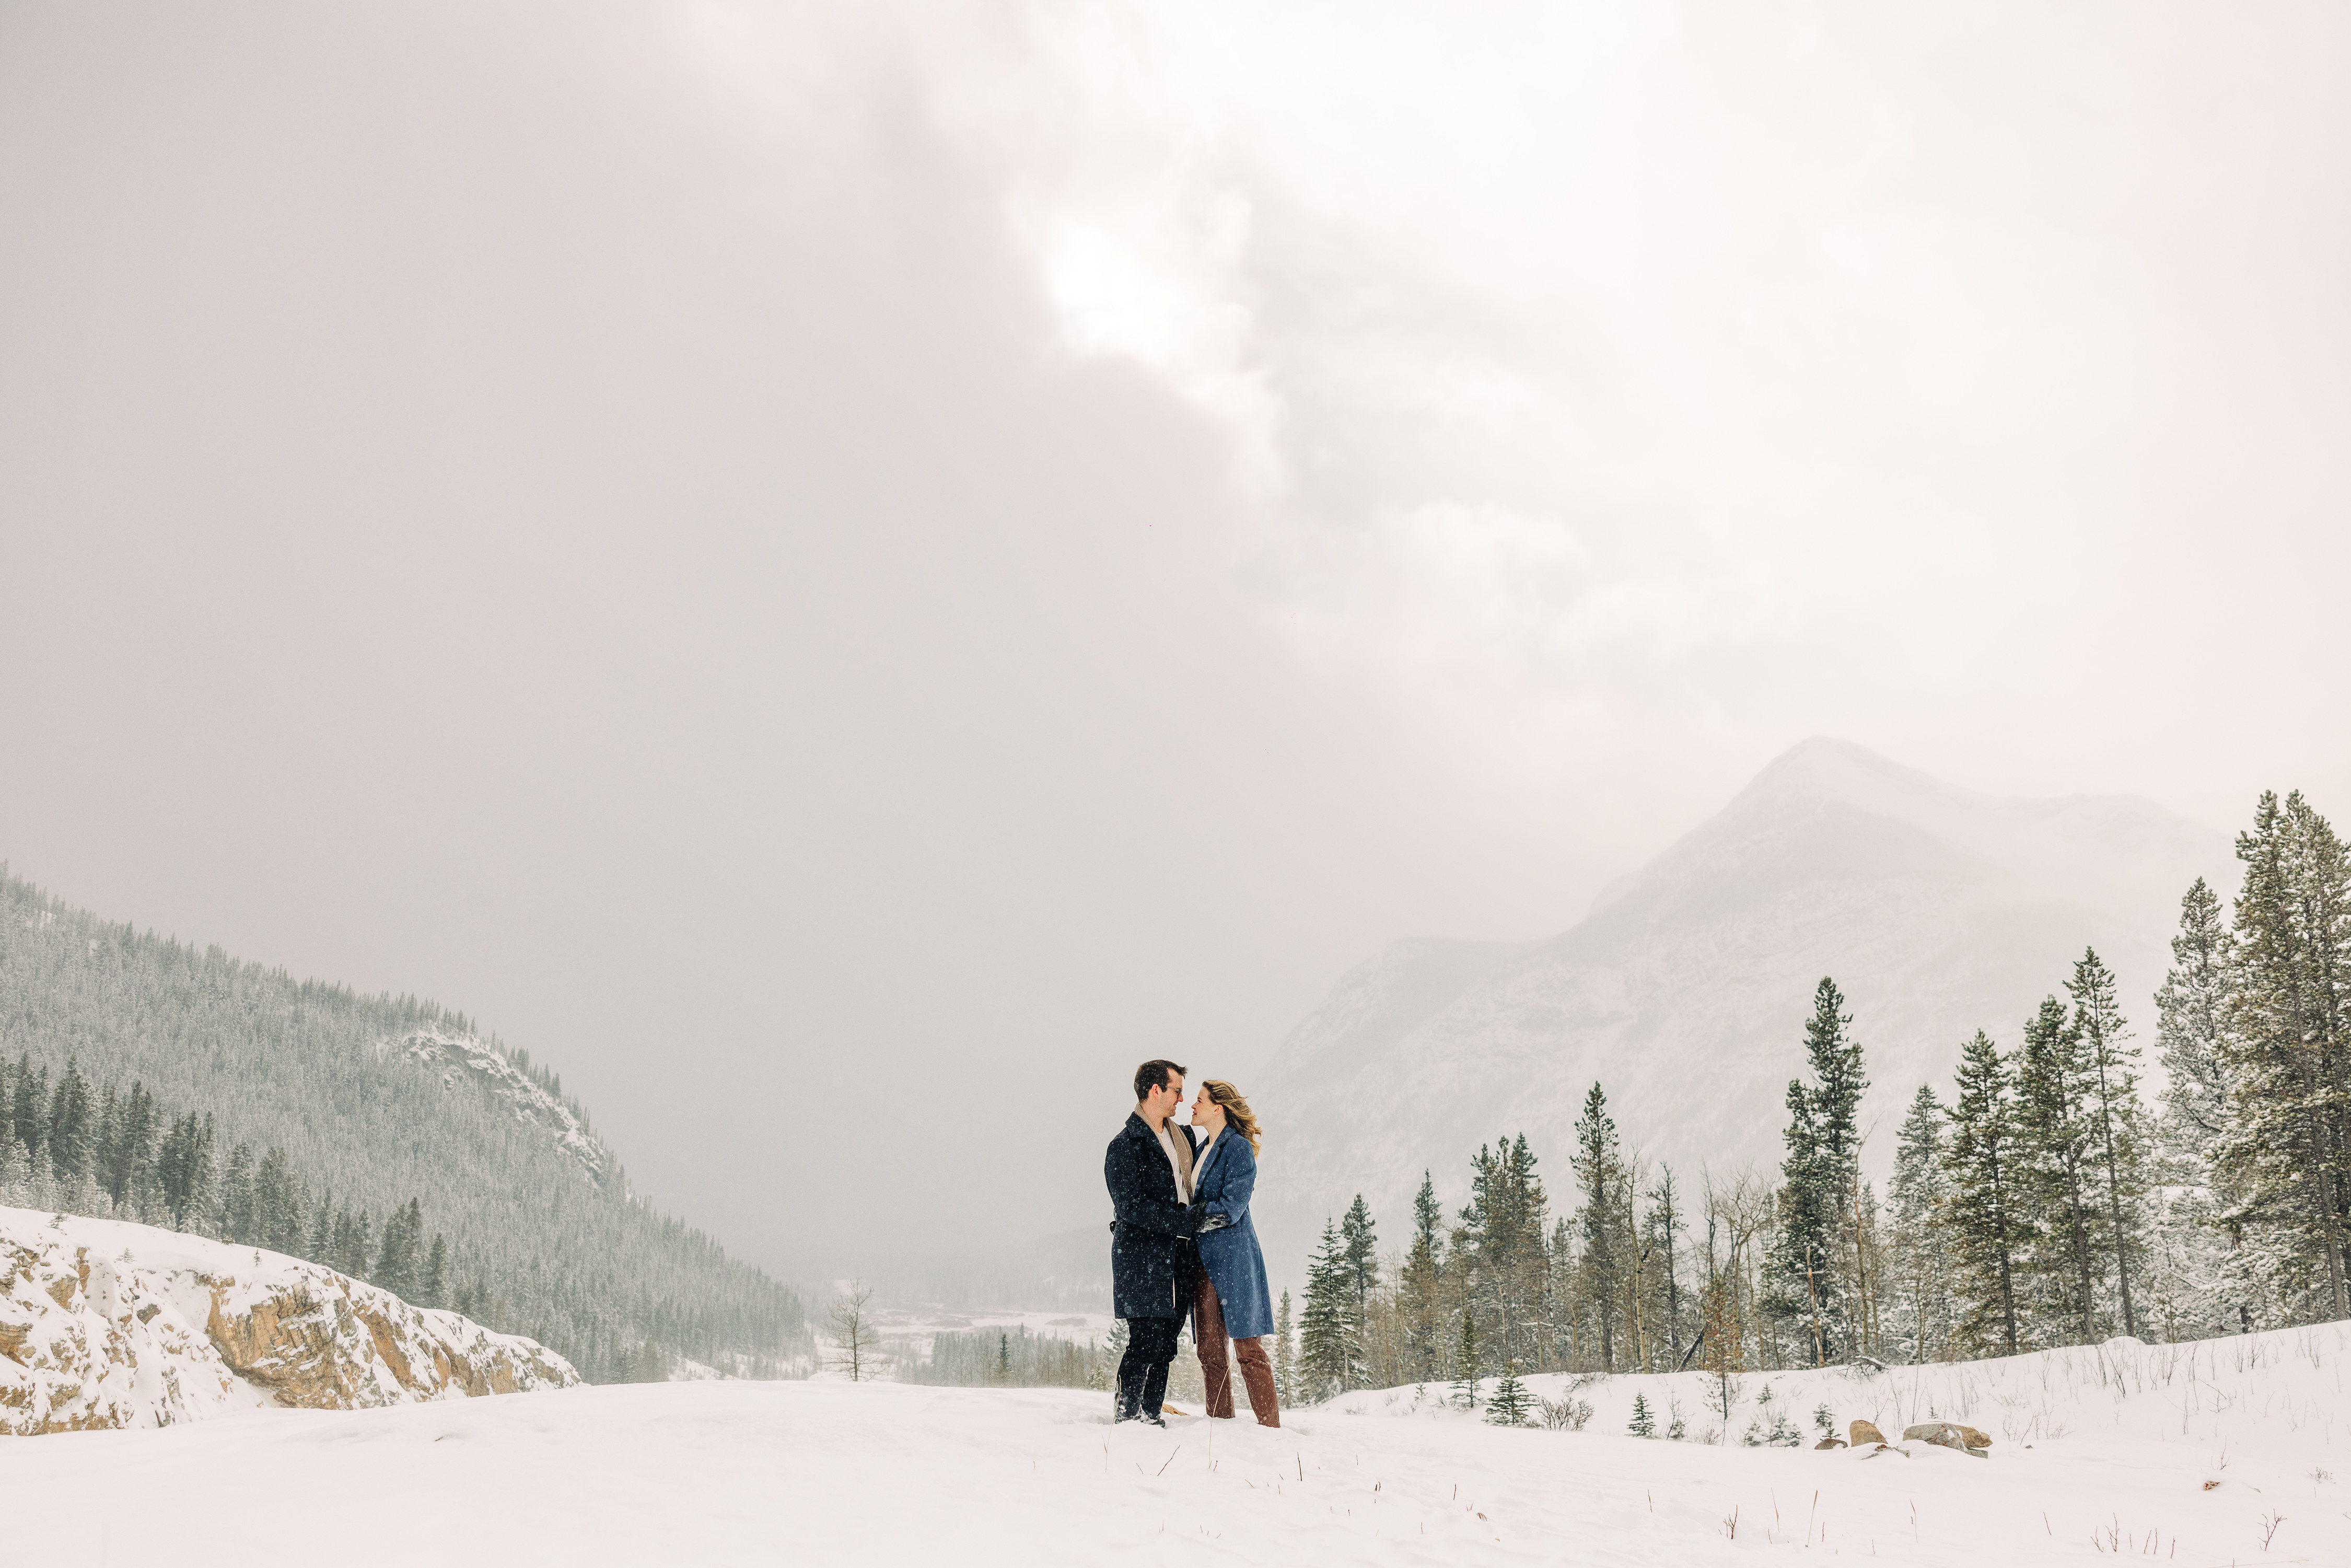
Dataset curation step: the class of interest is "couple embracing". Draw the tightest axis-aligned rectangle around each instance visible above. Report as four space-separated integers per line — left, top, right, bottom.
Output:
1103 1059 1279 1428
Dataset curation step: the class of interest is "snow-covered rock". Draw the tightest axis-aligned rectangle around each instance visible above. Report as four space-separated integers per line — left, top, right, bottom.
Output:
1249 738 2232 1273
395 1027 610 1184
1 1206 577 1435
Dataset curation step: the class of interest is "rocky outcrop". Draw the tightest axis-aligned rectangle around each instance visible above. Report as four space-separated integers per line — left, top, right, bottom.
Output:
1849 1418 1887 1446
397 1029 610 1186
3 1206 575 1436
1903 1420 1991 1456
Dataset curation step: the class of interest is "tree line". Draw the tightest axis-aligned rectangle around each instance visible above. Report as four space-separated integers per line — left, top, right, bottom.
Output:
1269 787 2351 1403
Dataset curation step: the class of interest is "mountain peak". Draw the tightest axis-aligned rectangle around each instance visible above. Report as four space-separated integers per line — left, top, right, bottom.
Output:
1733 737 1972 816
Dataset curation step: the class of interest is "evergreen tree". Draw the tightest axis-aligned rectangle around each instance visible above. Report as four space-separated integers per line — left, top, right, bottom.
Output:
1775 978 1867 1363
1272 1290 1294 1405
2152 877 2244 1336
253 1146 298 1252
2216 791 2351 1320
1570 1082 1626 1369
1398 1171 1446 1382
2068 947 2147 1337
1458 1134 1549 1372
1340 1194 1380 1320
1299 1219 1358 1400
46 1059 92 1183
10 1057 45 1168
1943 1031 2030 1354
1450 1308 1479 1410
421 1233 449 1309
1485 1362 1530 1426
1627 1390 1656 1437
1888 1085 1951 1362
374 1197 425 1298
2019 993 2104 1341
155 1109 215 1232
220 1142 255 1244
2158 877 2237 1157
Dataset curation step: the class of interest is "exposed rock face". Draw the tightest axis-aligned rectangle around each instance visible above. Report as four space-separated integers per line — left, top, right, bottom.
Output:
1850 1418 1887 1446
398 1028 610 1185
3 1206 576 1436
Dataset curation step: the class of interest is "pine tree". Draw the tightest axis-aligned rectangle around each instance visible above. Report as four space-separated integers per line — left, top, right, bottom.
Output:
1450 1308 1479 1410
2158 877 2237 1157
1570 1082 1626 1369
46 1059 92 1183
1943 1031 2030 1354
2019 993 2104 1342
2152 877 2244 1336
1398 1171 1446 1382
1627 1391 1656 1437
2068 947 2147 1337
1888 1085 1951 1362
1775 978 1867 1364
2216 791 2351 1320
1340 1194 1380 1321
421 1232 449 1309
1299 1220 1358 1400
1457 1134 1550 1373
1102 1317 1130 1395
1485 1361 1530 1426
220 1143 255 1244
1272 1290 1294 1404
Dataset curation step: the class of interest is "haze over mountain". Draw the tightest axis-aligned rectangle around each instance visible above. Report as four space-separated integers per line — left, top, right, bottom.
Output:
1247 738 2233 1273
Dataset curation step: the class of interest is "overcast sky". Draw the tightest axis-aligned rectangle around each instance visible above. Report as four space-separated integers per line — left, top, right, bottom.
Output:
4 2 2347 1274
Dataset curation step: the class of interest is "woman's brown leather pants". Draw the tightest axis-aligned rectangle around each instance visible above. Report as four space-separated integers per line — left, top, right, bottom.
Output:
1193 1269 1280 1426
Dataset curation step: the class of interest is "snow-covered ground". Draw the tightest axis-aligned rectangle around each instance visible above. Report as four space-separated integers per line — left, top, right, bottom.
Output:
6 1321 2344 1565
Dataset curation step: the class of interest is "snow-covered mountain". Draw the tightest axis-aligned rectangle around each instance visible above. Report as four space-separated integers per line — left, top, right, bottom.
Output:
1251 738 2233 1270
1 1206 575 1434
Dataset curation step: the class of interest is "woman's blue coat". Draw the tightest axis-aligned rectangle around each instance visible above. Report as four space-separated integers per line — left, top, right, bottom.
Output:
1192 1132 1274 1340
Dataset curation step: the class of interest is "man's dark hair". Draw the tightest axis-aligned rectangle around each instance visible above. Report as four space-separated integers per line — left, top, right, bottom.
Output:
1133 1059 1188 1102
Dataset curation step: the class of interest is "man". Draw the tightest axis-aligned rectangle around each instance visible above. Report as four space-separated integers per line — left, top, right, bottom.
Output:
1104 1058 1200 1424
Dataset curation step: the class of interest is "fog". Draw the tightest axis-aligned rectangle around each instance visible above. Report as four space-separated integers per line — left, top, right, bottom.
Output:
3 2 2347 1276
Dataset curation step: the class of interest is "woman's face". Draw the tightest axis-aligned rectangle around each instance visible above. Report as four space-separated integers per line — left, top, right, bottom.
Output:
1190 1087 1226 1133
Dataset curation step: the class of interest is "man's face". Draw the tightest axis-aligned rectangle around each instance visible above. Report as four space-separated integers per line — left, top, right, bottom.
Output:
1147 1073 1184 1119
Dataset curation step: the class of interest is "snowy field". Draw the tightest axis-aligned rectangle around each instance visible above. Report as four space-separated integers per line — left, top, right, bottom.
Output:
5 1325 2345 1565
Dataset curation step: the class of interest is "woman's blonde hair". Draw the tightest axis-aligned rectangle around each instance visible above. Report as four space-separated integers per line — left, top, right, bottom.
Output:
1201 1079 1262 1155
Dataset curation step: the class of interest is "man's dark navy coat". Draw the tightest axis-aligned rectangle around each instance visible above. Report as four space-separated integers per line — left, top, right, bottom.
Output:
1105 1111 1199 1319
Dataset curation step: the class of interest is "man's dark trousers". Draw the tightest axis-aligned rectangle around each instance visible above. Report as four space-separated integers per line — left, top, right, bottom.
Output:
1115 1247 1196 1420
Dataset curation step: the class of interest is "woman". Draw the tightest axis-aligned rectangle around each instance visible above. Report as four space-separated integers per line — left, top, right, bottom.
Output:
1186 1078 1279 1427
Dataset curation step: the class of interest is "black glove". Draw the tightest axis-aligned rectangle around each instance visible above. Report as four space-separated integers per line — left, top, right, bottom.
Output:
1193 1208 1232 1235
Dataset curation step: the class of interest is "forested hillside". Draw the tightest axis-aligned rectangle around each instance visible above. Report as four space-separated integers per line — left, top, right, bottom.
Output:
0 867 807 1382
